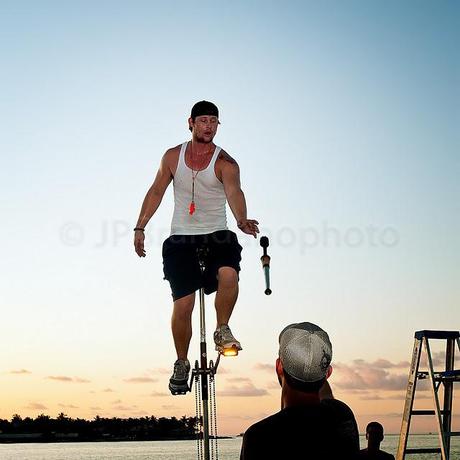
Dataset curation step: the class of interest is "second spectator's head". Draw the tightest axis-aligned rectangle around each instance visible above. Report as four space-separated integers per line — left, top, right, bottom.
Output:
277 322 333 393
366 421 385 444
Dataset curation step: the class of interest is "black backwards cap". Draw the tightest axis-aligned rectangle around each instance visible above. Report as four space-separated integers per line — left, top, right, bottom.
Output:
191 100 219 120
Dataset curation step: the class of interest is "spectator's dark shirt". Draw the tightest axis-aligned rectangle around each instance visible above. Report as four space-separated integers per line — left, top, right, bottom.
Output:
358 449 395 460
240 399 359 459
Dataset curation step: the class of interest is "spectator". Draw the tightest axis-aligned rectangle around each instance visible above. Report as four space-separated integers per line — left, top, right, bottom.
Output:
358 421 395 459
240 322 360 459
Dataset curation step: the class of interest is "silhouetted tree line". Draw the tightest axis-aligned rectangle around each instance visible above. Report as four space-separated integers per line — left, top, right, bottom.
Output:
0 413 198 442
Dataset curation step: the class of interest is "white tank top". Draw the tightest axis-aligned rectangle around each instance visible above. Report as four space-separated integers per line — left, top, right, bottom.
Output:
170 141 228 235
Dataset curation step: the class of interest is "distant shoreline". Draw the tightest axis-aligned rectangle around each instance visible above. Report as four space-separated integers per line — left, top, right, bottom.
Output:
0 435 234 444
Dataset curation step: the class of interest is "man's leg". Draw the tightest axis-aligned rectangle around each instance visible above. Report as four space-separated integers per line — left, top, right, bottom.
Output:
215 266 238 326
214 266 242 352
171 292 195 360
169 292 195 394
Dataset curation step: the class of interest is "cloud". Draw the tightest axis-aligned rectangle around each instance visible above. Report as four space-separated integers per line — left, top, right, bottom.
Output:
25 402 48 410
218 379 269 397
111 399 123 404
10 369 31 375
150 368 170 375
161 404 179 410
102 388 114 392
113 405 136 411
254 363 274 373
334 360 408 391
123 377 158 383
368 359 410 369
47 375 73 382
46 376 90 383
420 351 460 369
226 377 251 383
149 391 169 397
58 403 79 409
90 406 102 410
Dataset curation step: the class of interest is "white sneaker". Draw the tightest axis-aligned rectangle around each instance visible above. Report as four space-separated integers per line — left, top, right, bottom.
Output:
214 325 242 354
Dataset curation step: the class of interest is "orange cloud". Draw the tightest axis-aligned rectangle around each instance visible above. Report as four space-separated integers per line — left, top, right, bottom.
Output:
226 377 252 383
123 377 158 383
218 378 269 397
113 405 137 411
149 368 170 375
10 369 31 375
25 402 47 410
46 376 90 383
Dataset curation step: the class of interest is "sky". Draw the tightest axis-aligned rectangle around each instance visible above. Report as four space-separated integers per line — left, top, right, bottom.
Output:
0 0 459 437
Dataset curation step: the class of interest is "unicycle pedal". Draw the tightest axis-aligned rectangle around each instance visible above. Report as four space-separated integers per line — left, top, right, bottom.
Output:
217 343 241 357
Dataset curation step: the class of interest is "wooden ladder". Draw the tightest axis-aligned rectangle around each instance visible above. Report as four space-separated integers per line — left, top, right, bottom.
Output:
397 330 460 459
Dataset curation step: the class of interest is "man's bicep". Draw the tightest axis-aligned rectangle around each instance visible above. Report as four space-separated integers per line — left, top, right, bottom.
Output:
151 154 173 194
221 162 241 195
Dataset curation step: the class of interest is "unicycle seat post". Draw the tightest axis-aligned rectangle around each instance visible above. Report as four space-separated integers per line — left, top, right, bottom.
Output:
195 246 211 460
196 246 208 344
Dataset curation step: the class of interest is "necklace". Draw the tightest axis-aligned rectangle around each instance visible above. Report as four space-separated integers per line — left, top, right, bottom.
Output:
189 167 199 215
189 143 213 215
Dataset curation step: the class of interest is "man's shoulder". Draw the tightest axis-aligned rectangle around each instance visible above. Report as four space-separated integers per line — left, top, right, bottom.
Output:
162 144 181 167
245 403 340 435
216 149 238 167
358 449 395 459
321 398 355 417
244 411 283 435
165 144 182 156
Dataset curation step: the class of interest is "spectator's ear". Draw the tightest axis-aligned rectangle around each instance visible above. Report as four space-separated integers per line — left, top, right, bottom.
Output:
325 365 333 379
276 358 283 378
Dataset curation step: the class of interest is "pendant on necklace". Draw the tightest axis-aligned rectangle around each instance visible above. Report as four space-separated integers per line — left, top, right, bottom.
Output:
189 201 196 215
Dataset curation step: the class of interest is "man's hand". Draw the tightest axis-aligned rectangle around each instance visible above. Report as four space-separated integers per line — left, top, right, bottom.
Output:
134 231 146 257
237 219 259 238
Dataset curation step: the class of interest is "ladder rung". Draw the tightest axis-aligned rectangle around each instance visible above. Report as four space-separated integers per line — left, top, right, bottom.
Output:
449 431 460 437
411 409 448 416
417 370 460 380
405 448 441 454
415 330 459 340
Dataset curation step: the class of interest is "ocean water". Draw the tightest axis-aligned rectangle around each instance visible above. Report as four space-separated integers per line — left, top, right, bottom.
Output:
1 435 459 459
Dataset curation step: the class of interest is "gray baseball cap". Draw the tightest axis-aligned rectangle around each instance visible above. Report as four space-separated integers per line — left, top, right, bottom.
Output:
279 322 332 383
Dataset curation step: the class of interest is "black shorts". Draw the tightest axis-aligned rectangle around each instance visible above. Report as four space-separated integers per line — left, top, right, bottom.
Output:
162 230 243 301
